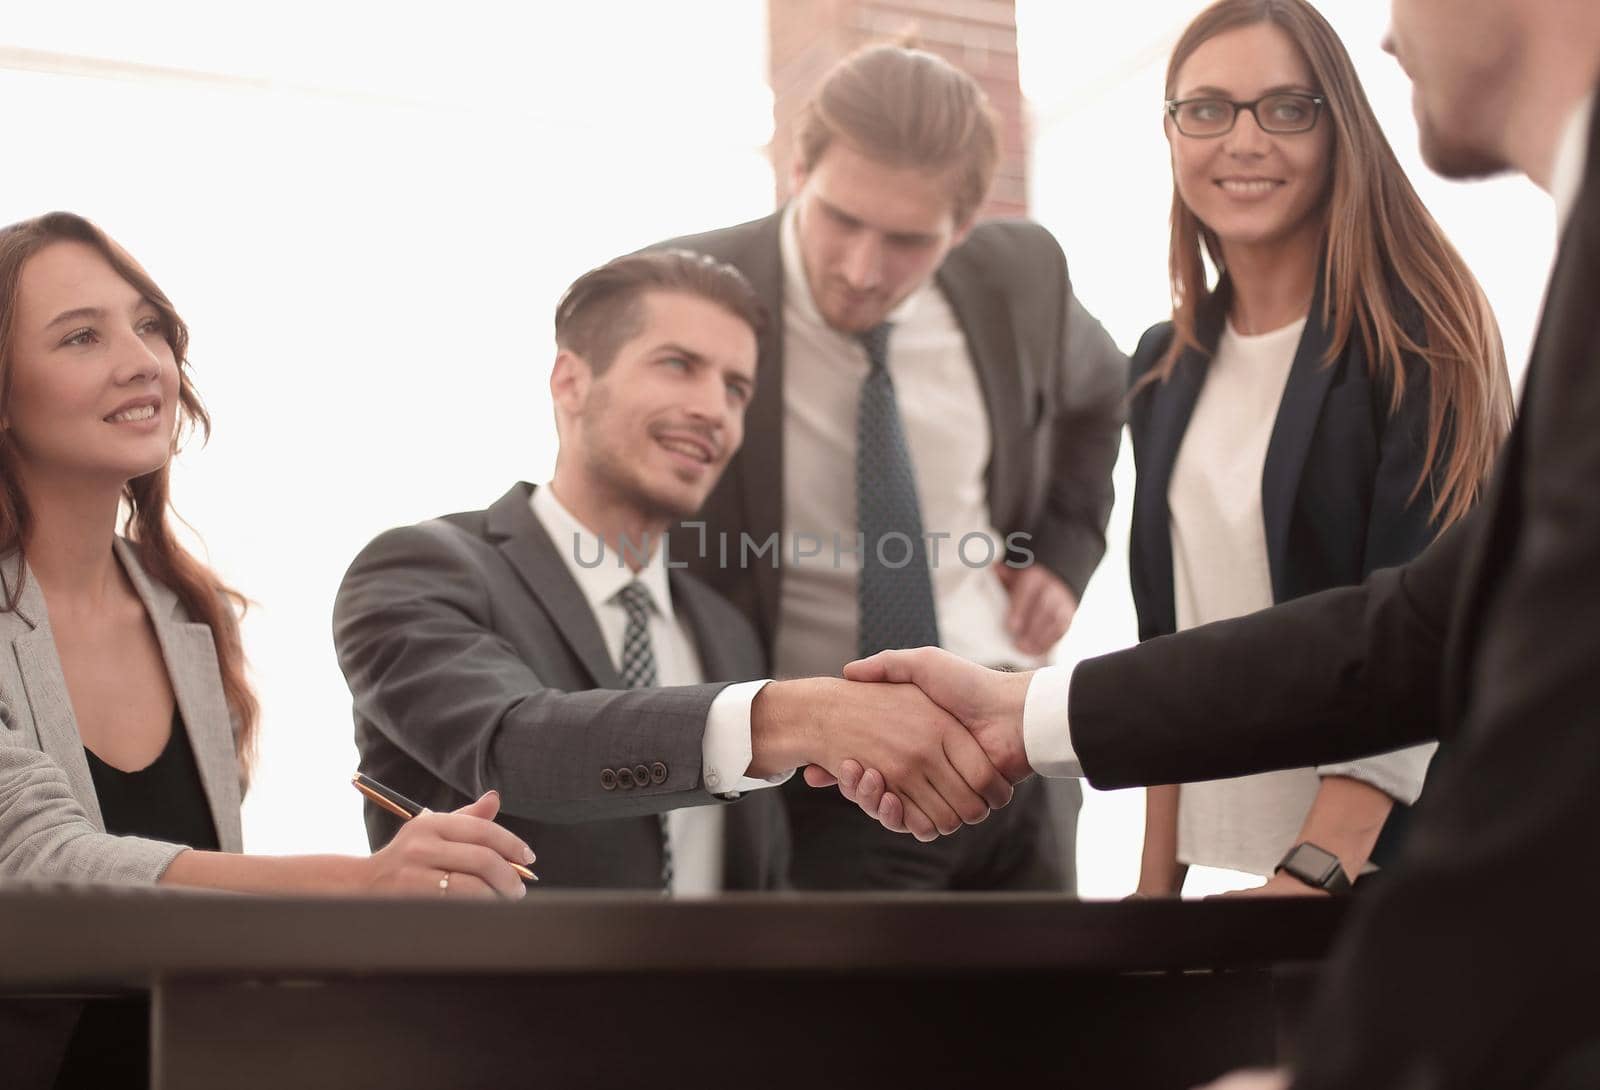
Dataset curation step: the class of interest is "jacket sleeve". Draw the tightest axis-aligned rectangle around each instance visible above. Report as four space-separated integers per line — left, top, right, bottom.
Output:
1027 278 1129 600
332 521 736 824
1069 503 1468 789
0 716 185 884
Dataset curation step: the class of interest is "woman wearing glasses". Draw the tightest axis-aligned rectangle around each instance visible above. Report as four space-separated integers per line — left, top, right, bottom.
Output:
1128 0 1513 898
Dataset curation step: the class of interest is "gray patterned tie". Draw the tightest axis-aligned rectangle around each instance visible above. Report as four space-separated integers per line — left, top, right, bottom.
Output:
856 322 940 658
612 581 673 892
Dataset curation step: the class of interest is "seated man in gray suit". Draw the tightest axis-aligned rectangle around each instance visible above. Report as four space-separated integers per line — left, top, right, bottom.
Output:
334 250 1010 891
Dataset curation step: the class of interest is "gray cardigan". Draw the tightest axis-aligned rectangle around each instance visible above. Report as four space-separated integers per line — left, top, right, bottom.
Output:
0 539 244 883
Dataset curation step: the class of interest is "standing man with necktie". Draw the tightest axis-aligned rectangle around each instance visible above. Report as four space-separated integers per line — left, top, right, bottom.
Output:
652 46 1129 891
334 250 1008 891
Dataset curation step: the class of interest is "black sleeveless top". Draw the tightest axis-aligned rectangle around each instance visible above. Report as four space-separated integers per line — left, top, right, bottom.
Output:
55 711 220 1089
84 708 220 851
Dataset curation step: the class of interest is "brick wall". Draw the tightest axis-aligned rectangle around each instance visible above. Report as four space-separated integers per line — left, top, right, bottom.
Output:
767 0 1027 219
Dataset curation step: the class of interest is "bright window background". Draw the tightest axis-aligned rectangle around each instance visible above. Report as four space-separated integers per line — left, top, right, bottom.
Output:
2 1 1557 897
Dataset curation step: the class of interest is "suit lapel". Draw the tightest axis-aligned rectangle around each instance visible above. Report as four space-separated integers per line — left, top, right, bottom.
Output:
486 483 623 688
114 539 244 852
8 568 106 830
1261 274 1339 600
1131 344 1209 636
1132 291 1231 636
735 213 789 635
669 571 717 678
1442 104 1600 725
1439 222 1574 724
936 249 1030 512
668 569 735 682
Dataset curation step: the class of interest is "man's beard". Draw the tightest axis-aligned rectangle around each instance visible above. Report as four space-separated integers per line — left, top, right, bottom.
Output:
590 446 702 525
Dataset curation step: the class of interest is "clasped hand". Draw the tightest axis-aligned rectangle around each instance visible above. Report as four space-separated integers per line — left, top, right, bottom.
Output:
773 648 1035 841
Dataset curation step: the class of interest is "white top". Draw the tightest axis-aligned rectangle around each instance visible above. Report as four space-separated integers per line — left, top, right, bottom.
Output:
1168 318 1304 636
531 484 780 896
1168 319 1433 876
771 203 1044 678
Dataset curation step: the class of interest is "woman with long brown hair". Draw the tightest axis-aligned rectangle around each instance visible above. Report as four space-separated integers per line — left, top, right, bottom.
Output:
0 211 533 899
1128 0 1513 897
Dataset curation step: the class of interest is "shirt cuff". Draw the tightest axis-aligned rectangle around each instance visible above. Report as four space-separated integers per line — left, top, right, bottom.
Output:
1316 741 1439 806
1022 664 1084 779
703 680 792 798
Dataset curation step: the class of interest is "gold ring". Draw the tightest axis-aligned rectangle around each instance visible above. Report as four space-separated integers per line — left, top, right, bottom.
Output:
438 871 451 896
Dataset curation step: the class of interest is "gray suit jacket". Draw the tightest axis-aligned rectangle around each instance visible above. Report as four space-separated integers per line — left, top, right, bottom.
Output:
653 211 1129 650
0 539 244 883
333 483 789 890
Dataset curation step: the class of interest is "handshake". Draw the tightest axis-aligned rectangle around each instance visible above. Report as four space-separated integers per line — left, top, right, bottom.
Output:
746 648 1038 842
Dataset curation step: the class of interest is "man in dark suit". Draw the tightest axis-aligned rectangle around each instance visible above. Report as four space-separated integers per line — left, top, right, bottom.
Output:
334 250 1010 891
837 0 1600 1084
650 45 1128 891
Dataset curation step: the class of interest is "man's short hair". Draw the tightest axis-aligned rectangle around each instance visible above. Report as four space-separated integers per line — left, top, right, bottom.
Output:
796 44 1001 225
554 249 766 373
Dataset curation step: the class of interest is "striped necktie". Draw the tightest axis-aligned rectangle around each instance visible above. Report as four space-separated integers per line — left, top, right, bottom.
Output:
612 580 673 892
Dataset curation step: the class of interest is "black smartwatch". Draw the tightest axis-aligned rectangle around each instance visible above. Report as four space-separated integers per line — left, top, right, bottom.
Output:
1275 842 1352 894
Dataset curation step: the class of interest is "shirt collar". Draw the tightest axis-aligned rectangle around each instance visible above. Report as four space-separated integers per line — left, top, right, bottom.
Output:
779 201 932 333
529 483 676 623
1552 91 1595 235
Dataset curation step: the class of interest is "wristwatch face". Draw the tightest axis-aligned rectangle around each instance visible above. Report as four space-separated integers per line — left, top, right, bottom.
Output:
1279 843 1348 891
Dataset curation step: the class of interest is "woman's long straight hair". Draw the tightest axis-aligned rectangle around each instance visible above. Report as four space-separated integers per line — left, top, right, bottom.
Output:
1152 0 1513 527
0 212 258 781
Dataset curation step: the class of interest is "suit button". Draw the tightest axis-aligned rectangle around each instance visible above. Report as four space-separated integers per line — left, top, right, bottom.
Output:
633 764 651 788
600 768 618 791
650 762 668 785
618 767 636 789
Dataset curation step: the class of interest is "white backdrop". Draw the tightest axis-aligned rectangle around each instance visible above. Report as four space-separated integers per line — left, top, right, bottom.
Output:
1 1 1558 897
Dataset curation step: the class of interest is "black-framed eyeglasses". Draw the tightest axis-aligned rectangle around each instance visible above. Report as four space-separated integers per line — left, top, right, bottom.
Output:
1164 92 1326 137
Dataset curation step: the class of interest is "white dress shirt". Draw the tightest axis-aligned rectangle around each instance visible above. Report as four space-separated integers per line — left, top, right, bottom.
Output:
772 204 1043 678
1552 92 1594 234
530 484 781 896
1023 92 1596 782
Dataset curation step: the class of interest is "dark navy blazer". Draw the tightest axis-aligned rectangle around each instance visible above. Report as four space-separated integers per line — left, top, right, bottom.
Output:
1128 277 1444 643
1126 276 1445 860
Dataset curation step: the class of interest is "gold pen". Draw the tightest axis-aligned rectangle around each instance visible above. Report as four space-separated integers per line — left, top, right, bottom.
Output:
352 772 539 882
